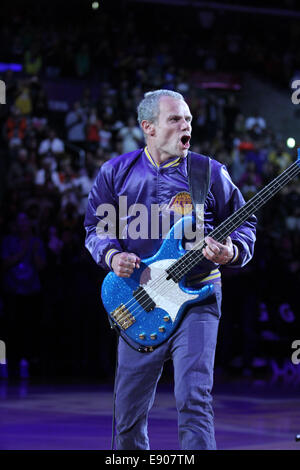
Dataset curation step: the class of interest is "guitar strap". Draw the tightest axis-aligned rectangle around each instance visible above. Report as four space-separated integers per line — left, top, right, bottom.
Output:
187 152 211 209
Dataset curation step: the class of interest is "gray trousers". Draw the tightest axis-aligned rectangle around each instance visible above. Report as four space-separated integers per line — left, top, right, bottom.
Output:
114 284 222 450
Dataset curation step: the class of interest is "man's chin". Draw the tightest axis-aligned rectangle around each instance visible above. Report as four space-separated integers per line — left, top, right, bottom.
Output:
179 148 189 158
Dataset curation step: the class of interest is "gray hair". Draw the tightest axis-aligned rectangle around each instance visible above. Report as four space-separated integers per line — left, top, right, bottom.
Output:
137 89 185 125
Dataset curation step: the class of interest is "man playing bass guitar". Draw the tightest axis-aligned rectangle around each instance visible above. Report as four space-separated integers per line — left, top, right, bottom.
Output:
84 89 257 450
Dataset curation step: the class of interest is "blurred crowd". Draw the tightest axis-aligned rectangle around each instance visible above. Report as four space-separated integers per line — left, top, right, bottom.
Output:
1 0 300 87
0 1 299 380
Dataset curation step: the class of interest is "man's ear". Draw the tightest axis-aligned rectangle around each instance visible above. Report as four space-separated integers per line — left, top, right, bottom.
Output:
141 120 155 137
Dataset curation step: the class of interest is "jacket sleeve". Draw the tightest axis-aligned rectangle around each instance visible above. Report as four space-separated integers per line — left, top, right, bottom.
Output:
84 162 123 270
211 163 257 268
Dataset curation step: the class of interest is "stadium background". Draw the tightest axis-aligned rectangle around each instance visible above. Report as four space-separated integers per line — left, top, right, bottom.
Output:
0 0 299 385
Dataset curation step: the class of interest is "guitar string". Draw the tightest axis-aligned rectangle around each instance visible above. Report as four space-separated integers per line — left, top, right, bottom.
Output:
120 161 300 321
125 162 300 318
117 161 300 321
118 161 300 320
176 168 300 273
157 161 300 294
168 160 300 277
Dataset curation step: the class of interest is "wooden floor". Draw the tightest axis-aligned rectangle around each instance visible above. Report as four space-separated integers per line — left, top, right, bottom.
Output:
0 379 299 450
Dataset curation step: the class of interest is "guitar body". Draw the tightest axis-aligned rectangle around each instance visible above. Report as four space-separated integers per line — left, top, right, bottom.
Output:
101 217 214 350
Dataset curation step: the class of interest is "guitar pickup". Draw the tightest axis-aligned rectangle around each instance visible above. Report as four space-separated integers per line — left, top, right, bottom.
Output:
133 286 156 312
111 304 135 330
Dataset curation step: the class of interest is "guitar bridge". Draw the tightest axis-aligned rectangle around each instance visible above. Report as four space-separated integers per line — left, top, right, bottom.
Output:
111 304 135 330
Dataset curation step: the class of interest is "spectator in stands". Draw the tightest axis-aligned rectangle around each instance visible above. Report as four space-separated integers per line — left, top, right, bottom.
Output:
245 110 266 138
7 147 36 191
1 212 45 377
24 44 42 76
230 146 248 183
86 108 102 152
57 159 80 209
4 107 27 143
35 156 61 189
99 122 113 151
268 143 292 171
47 225 64 259
244 143 268 174
118 116 144 154
239 161 263 199
38 129 65 159
285 182 300 232
73 167 95 215
233 113 246 136
8 129 23 151
224 94 240 136
65 102 87 145
14 83 32 116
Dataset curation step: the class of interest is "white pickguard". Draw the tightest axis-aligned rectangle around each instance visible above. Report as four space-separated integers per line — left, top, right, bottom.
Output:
139 259 198 323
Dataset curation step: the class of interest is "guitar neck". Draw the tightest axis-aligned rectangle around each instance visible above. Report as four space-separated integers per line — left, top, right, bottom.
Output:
167 157 300 281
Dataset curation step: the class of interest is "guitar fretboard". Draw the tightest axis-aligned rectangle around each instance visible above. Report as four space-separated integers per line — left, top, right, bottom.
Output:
166 158 300 282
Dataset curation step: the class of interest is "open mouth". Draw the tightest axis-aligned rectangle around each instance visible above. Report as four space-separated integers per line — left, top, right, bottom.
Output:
180 135 190 148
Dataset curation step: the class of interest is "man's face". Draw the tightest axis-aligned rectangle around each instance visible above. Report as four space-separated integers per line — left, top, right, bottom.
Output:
152 96 192 159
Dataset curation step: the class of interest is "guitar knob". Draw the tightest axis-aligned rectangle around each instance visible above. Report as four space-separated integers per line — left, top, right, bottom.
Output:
139 333 146 340
150 333 157 340
163 315 170 322
158 326 165 333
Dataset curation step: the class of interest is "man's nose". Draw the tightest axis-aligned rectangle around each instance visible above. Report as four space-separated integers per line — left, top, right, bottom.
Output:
181 119 191 130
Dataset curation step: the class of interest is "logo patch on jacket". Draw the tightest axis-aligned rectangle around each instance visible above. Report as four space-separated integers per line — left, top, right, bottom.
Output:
167 192 193 215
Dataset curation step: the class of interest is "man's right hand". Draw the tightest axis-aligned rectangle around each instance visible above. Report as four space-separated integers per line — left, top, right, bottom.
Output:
111 252 141 278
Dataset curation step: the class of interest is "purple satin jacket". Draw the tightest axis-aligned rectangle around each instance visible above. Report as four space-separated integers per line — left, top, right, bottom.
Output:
84 148 256 283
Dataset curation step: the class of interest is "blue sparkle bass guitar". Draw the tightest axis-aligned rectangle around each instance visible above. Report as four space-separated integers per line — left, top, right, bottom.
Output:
101 153 300 352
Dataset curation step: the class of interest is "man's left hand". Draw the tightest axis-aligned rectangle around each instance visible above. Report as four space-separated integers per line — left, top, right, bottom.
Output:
202 236 234 265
